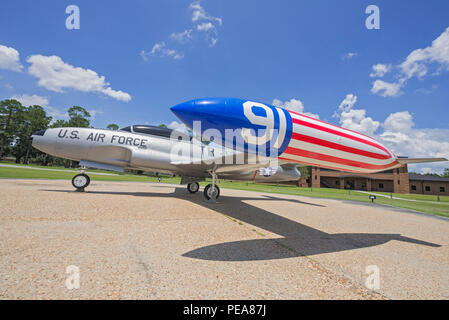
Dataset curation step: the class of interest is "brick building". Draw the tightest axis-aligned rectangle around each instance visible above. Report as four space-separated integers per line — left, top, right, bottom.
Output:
408 174 449 195
304 165 449 196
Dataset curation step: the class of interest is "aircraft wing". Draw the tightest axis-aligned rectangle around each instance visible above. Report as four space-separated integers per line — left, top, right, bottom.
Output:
171 150 306 184
396 157 448 164
171 152 267 175
277 160 308 169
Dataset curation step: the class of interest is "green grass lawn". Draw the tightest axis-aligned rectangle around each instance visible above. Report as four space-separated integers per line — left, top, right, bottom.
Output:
360 189 449 203
0 160 122 175
203 180 449 218
0 163 181 183
1 164 448 218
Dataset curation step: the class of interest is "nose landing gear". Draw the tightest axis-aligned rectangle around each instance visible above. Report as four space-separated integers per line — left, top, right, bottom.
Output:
72 173 90 192
187 182 200 193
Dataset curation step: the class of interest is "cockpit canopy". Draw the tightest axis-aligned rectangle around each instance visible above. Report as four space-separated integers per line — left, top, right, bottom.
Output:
120 125 192 141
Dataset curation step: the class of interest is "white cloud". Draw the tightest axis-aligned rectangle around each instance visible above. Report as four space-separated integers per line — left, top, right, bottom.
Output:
419 167 433 175
337 94 357 112
88 109 103 120
190 1 222 26
45 105 68 120
371 26 449 97
27 55 131 102
272 98 320 119
149 42 164 55
209 38 218 47
141 42 184 60
196 21 218 47
3 83 13 90
170 29 193 43
197 22 214 32
11 94 49 106
342 52 357 60
379 128 449 172
163 49 184 60
383 111 414 133
168 120 195 137
0 44 23 72
142 1 223 60
11 93 68 120
334 94 380 136
339 109 380 136
101 87 132 101
371 79 403 97
399 27 449 80
332 94 449 173
414 84 439 95
186 1 222 47
168 120 188 131
370 63 391 77
10 94 102 121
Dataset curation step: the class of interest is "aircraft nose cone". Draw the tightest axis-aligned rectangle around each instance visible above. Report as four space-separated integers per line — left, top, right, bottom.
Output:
170 98 228 129
31 129 55 154
170 100 196 122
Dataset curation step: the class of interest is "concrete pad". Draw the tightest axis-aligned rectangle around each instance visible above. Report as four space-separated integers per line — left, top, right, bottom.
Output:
0 179 447 299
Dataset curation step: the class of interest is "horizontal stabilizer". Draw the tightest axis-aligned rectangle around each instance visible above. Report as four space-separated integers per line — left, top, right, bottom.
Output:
397 157 448 164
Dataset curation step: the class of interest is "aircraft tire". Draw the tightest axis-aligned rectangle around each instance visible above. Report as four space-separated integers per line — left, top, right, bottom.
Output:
72 173 90 190
187 182 200 193
204 184 220 200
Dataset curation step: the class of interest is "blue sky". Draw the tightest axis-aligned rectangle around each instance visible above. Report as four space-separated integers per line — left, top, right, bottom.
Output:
1 0 449 172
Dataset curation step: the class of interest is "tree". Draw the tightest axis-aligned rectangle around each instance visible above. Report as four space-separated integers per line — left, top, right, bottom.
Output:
158 124 168 128
10 118 31 163
298 166 310 180
50 119 69 128
6 104 52 163
106 123 119 130
443 168 449 178
23 105 52 163
0 99 25 159
67 106 91 127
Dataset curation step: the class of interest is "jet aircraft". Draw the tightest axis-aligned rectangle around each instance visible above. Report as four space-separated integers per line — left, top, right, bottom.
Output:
32 98 447 200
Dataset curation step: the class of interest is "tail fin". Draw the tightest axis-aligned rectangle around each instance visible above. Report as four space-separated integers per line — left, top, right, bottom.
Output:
396 157 448 164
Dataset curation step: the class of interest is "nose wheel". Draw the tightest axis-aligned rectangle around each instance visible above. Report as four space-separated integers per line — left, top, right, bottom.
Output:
72 173 90 192
187 182 200 193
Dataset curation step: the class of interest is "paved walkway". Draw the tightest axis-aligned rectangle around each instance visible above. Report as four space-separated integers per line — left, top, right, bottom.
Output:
1 179 447 299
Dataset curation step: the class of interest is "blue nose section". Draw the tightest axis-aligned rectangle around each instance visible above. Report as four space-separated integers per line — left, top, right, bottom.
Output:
170 98 292 157
171 98 262 131
170 98 230 129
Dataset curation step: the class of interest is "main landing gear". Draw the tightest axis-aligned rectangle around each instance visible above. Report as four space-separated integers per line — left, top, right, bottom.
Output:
186 182 220 201
72 173 90 192
186 172 221 201
204 183 220 201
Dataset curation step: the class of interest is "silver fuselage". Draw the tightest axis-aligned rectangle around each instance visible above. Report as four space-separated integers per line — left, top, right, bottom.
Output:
32 127 301 182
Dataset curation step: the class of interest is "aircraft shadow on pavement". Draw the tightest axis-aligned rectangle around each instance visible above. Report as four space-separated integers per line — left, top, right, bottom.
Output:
42 187 442 261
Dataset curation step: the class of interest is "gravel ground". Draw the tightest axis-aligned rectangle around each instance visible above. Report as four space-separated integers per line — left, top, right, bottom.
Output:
0 179 448 300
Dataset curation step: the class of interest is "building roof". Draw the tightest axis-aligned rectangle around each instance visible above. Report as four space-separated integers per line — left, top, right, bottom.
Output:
408 173 449 182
